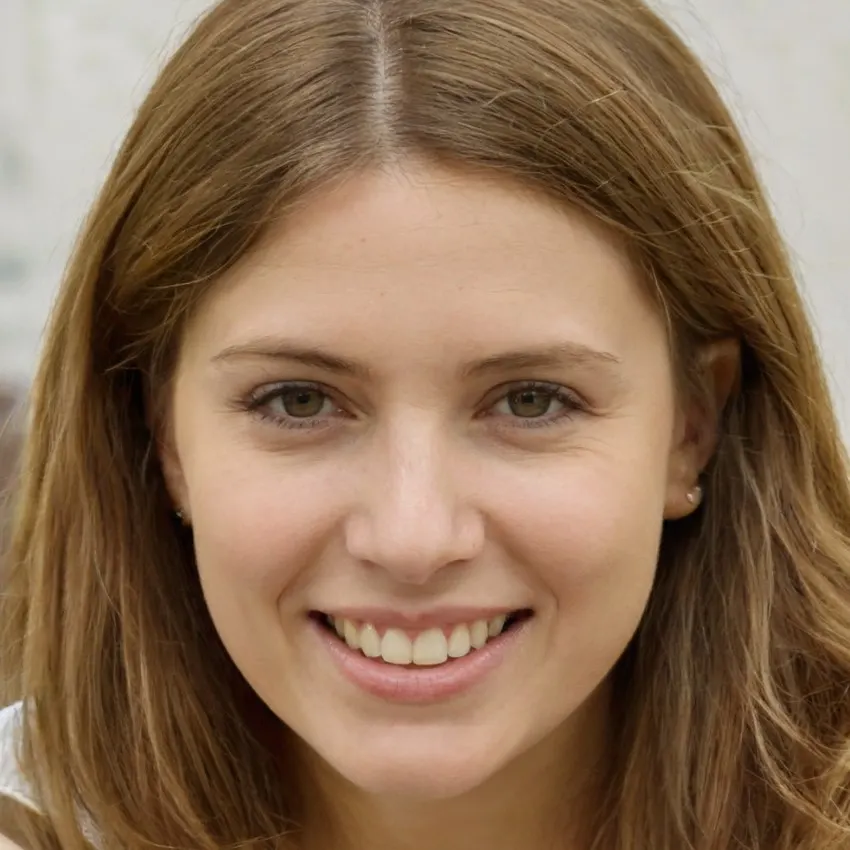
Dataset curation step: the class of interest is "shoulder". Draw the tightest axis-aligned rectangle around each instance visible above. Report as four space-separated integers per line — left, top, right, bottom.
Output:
0 837 24 850
0 703 39 816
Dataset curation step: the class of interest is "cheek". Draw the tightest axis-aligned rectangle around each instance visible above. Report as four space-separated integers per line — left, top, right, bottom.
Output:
498 416 669 562
491 432 670 666
185 458 343 700
186 447 341 603
502 466 664 608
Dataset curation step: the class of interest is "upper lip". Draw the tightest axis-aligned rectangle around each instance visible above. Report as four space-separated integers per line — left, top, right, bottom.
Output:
316 607 528 630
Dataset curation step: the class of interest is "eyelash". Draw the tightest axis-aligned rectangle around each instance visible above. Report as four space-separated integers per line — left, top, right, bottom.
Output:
239 380 586 433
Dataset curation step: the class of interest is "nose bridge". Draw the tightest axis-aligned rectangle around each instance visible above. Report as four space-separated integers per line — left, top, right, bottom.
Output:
344 414 482 581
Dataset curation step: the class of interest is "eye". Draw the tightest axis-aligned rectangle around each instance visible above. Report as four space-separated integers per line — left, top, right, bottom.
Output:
502 387 558 418
244 382 342 429
487 382 582 427
269 386 330 419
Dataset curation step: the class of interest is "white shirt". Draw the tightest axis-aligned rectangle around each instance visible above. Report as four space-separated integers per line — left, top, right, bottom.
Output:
0 701 102 847
0 702 37 816
0 701 37 849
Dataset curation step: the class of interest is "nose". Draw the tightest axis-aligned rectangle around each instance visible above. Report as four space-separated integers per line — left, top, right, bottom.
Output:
343 421 485 584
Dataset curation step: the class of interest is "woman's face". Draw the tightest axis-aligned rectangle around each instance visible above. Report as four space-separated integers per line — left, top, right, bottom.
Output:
163 162 704 800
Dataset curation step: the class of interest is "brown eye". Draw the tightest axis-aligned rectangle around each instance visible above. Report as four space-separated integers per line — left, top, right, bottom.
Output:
276 387 328 418
506 387 557 418
244 381 343 431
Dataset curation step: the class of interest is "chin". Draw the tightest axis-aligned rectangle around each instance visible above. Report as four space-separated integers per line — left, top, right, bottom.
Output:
322 734 510 800
341 759 495 800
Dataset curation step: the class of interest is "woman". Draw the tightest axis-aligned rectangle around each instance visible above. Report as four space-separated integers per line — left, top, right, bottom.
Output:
2 0 849 848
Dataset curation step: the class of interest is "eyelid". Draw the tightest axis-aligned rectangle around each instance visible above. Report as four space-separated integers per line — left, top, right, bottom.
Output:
248 379 332 407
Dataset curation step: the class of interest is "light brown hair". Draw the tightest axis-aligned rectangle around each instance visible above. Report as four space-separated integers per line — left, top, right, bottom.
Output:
2 0 850 847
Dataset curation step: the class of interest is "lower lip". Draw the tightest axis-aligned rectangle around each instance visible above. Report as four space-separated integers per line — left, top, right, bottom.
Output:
309 615 531 705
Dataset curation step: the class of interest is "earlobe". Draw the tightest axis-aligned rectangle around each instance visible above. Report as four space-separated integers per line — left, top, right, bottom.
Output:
685 483 703 508
665 475 705 520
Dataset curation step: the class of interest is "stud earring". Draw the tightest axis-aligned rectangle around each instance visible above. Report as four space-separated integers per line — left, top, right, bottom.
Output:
686 484 703 507
175 509 186 524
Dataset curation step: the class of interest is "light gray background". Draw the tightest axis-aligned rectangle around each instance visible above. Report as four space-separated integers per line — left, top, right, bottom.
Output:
1 0 848 436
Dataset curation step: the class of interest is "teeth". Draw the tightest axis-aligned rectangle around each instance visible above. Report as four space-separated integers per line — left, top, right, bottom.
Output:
360 623 382 658
343 620 360 650
412 628 448 666
447 624 471 658
328 613 518 666
381 629 413 664
470 619 489 649
488 614 507 637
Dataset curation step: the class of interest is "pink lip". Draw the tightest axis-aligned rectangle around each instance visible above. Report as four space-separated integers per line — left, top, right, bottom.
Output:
309 614 531 704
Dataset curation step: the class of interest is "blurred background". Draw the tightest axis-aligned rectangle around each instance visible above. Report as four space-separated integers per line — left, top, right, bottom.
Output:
0 0 848 463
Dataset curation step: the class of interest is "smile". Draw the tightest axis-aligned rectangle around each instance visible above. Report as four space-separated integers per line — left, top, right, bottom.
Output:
318 611 532 666
309 608 533 703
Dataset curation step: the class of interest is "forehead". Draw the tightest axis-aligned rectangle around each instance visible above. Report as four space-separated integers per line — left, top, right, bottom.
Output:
181 163 666 372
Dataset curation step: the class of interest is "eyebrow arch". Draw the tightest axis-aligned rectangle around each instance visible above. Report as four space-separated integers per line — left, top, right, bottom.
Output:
211 338 622 379
212 338 373 378
461 342 622 378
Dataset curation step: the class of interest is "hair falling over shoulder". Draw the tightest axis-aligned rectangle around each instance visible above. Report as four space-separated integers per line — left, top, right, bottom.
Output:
2 1 850 848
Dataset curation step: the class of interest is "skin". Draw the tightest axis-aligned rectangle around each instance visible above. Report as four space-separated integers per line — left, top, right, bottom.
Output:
161 162 737 850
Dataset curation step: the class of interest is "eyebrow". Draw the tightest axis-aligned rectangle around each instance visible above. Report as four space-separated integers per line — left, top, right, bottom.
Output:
460 342 621 378
212 338 374 378
211 337 622 379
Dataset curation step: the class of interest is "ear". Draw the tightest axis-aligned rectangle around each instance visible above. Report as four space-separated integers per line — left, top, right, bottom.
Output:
664 338 740 520
155 414 190 524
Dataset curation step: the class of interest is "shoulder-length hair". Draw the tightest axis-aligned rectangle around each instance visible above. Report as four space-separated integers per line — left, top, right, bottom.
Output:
3 1 850 847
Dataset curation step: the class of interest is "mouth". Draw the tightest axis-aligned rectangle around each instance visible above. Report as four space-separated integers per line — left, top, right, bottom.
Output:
310 609 534 669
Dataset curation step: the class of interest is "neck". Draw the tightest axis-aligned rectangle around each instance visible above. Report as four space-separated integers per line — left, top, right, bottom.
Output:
300 683 612 850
